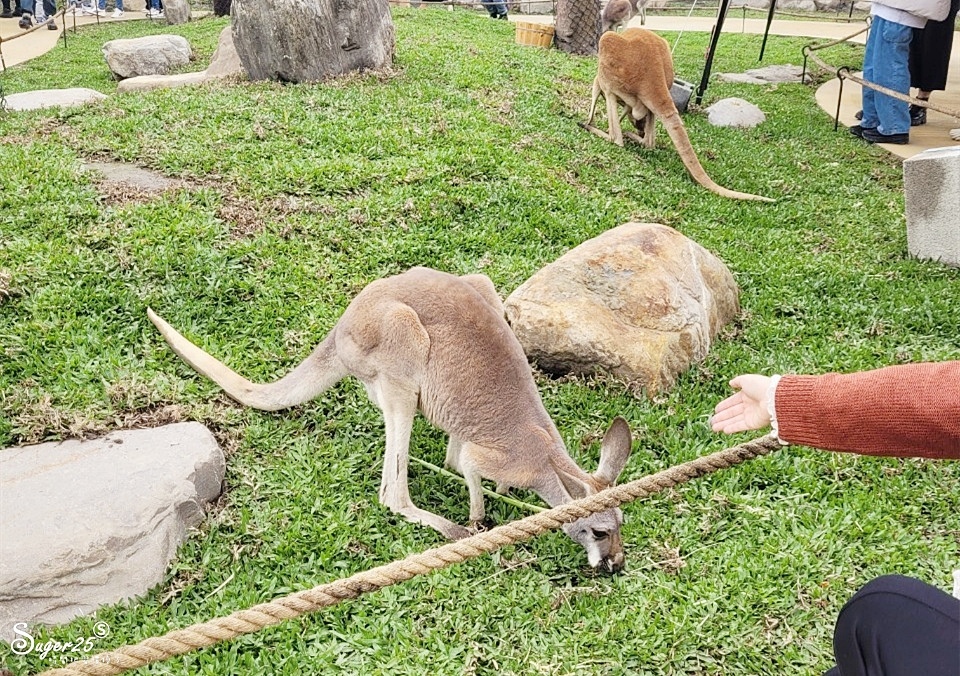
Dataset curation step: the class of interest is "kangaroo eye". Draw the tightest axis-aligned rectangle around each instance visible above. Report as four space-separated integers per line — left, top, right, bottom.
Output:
591 529 609 540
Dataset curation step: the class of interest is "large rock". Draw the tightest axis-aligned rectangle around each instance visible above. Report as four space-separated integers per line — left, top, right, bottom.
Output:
117 27 245 92
0 423 225 642
163 0 191 24
504 223 740 393
231 0 394 82
102 35 193 80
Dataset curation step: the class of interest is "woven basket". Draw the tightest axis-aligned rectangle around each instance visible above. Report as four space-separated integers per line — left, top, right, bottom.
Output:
514 21 555 48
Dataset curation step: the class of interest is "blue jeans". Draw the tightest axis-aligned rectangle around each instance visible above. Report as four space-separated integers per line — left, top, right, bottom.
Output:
481 0 506 17
21 0 55 15
861 15 913 136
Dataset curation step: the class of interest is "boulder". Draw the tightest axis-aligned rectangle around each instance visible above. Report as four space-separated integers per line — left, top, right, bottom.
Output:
705 97 766 128
163 0 191 24
117 27 245 92
102 35 193 80
0 423 225 642
3 88 107 112
504 223 740 394
231 0 395 82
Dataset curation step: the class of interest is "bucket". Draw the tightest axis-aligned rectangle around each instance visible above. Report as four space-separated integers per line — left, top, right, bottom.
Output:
515 22 554 48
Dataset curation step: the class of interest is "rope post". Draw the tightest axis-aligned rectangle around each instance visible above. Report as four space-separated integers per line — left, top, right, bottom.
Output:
37 435 782 676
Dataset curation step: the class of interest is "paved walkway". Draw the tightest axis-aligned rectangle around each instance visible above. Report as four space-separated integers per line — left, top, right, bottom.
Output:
2 9 958 158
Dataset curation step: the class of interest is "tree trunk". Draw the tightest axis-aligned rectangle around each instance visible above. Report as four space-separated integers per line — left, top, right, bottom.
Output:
554 0 601 56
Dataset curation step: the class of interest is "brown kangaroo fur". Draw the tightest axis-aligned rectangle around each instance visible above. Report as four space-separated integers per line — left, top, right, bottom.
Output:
149 267 634 572
581 28 774 203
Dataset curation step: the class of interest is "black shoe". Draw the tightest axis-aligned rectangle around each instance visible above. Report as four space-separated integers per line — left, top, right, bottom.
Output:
497 12 507 18
17 11 30 27
849 124 875 139
47 18 56 28
0 10 13 17
861 127 909 145
12 6 21 14
909 104 927 126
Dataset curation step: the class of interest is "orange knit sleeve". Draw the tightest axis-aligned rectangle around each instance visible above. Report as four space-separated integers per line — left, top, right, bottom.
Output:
774 362 960 459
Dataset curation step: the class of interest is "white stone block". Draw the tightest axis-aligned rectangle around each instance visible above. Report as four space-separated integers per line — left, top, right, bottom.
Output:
903 146 960 268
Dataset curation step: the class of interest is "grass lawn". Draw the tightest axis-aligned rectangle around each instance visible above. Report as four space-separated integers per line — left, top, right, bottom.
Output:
1 9 958 675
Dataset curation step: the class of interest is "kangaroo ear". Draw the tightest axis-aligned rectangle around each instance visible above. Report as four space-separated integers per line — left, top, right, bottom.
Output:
552 459 594 500
595 417 632 487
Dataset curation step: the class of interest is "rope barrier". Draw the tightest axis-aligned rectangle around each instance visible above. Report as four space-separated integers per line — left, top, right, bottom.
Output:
37 434 782 676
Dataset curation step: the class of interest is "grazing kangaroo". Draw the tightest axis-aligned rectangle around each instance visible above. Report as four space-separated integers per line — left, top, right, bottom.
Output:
148 267 634 572
601 0 647 33
581 28 774 203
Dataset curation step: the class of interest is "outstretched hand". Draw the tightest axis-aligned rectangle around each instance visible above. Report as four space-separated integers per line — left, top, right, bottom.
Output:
710 374 773 434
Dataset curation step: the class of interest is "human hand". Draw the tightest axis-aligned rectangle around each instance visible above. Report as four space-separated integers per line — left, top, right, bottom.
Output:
710 374 773 434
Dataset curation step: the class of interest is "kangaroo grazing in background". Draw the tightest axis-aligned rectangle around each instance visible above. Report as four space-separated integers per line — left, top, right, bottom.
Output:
581 28 774 203
601 0 647 33
149 267 634 573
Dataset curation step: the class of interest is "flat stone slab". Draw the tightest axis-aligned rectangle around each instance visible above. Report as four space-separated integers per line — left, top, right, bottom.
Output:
82 160 185 191
3 88 107 112
0 423 225 642
705 97 766 128
717 64 810 84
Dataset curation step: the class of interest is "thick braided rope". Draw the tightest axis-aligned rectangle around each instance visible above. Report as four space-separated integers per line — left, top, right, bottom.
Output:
39 435 781 676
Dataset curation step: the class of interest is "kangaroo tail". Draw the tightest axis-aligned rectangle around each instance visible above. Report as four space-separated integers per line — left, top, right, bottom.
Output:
660 113 774 203
147 308 347 411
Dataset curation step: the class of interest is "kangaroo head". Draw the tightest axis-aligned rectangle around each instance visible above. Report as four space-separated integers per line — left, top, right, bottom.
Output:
555 417 633 573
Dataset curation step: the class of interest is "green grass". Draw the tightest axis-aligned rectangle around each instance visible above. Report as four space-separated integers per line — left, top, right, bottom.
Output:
2 10 959 676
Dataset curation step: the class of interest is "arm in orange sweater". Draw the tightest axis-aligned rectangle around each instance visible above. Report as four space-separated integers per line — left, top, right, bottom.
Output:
774 362 960 459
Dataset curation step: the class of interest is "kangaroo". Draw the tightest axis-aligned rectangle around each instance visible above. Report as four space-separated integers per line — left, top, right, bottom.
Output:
148 267 634 572
581 28 774 203
601 0 646 33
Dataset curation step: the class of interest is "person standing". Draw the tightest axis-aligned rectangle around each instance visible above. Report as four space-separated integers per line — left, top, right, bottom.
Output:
18 0 56 28
908 0 960 126
849 0 952 145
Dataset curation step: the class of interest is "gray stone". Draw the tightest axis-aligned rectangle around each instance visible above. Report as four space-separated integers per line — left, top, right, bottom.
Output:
117 27 245 93
904 146 960 268
504 223 740 394
102 35 193 80
705 97 766 128
0 423 225 642
3 88 107 112
205 26 245 79
717 64 809 85
231 0 394 83
163 0 191 23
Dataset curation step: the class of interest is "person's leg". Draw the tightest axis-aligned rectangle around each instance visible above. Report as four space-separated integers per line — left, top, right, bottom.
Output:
18 0 33 25
869 16 912 137
831 575 960 676
858 22 880 131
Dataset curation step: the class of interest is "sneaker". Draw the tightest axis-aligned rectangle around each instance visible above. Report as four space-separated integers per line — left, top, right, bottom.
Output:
861 127 909 145
909 104 927 126
18 11 31 27
47 18 56 28
111 7 123 16
848 125 874 139
0 10 12 18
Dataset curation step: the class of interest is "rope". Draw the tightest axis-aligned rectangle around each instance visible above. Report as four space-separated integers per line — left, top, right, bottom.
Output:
38 434 782 676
